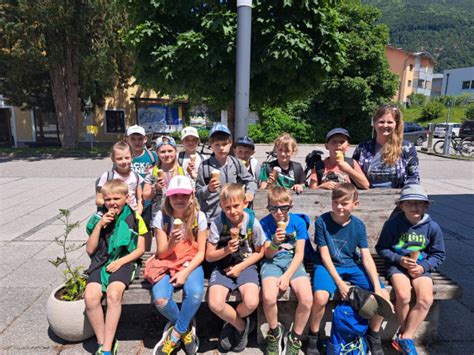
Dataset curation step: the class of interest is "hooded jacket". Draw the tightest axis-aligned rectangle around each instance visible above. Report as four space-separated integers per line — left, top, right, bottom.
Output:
376 212 446 273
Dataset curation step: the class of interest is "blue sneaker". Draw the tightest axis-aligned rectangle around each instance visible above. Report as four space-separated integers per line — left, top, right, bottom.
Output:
394 337 418 355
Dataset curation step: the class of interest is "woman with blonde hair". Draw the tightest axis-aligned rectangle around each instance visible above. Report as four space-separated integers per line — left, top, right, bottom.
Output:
352 105 420 188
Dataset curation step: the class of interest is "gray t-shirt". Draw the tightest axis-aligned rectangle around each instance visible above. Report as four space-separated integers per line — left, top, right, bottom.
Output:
208 211 266 260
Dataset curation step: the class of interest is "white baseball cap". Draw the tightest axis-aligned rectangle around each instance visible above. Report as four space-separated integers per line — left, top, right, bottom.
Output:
126 125 146 136
166 175 194 196
181 126 200 140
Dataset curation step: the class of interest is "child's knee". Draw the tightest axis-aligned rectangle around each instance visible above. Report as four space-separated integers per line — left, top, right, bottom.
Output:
395 290 411 305
154 297 169 309
299 292 313 310
416 295 433 310
208 300 225 314
242 295 259 311
106 290 123 305
313 291 329 308
84 291 101 308
262 290 277 307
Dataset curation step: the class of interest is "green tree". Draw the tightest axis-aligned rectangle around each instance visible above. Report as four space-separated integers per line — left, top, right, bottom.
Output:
304 1 398 143
0 1 132 148
124 0 346 134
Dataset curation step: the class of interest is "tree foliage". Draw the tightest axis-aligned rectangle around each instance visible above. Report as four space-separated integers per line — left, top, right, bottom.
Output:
0 0 132 148
124 0 347 133
304 1 398 143
363 0 474 72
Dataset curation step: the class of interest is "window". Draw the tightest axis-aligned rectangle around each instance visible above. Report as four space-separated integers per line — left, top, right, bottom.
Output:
33 109 60 143
407 80 412 87
471 81 474 89
462 81 470 89
409 64 413 71
105 110 125 133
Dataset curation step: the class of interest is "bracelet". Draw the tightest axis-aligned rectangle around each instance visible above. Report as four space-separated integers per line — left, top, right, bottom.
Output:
269 242 280 251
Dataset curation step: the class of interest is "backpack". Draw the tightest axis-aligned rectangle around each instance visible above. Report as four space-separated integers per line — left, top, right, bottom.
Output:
150 165 185 178
214 208 255 270
202 155 243 185
327 303 368 355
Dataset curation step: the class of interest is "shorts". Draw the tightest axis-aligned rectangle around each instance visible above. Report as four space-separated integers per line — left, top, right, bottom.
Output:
86 262 136 289
260 252 308 281
312 264 384 298
142 204 153 229
387 265 432 280
209 265 259 291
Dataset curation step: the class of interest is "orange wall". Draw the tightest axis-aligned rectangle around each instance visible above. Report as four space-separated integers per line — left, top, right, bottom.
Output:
386 47 416 102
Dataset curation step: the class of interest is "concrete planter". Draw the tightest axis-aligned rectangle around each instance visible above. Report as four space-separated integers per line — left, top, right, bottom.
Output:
46 284 94 342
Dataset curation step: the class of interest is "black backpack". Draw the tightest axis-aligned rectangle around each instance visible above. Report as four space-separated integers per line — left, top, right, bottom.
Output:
202 155 244 185
177 151 204 167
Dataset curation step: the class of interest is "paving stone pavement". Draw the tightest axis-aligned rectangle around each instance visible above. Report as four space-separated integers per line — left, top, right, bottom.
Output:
0 146 473 354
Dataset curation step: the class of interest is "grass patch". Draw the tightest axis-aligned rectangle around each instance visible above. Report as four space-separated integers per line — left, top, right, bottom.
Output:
403 106 467 125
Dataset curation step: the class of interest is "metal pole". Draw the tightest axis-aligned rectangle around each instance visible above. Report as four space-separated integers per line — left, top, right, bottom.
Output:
442 124 453 155
427 123 434 152
235 0 252 138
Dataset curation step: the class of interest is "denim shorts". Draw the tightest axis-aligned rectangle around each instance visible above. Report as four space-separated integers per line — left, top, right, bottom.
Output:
312 264 384 298
209 264 259 291
260 252 308 281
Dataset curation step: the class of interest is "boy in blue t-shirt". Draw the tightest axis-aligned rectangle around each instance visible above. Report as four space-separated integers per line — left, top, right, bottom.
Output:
126 125 157 250
259 187 313 355
307 183 390 355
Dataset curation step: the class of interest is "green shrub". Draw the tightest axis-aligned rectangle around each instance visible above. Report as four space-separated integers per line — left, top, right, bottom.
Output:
249 106 312 144
465 103 474 120
408 93 427 107
420 101 444 121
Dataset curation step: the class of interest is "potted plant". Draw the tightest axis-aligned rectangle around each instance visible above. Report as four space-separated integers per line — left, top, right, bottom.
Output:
46 209 94 342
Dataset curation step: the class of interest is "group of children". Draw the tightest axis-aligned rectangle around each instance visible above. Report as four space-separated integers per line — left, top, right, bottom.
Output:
84 123 446 355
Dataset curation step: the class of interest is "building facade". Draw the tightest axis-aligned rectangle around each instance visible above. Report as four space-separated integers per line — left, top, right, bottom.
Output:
385 46 435 104
441 66 474 97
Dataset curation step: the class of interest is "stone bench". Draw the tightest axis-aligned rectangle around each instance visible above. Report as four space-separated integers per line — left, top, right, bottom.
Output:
123 189 462 344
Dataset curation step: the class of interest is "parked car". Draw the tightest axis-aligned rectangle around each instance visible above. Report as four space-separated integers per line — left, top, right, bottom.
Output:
433 123 461 138
459 120 474 139
404 122 427 146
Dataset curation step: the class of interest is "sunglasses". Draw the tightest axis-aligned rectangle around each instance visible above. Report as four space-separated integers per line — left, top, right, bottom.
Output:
267 205 292 213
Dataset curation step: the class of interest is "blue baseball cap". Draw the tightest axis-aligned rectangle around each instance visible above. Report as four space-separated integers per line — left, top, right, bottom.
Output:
210 123 232 137
155 135 177 149
326 128 350 142
235 136 255 149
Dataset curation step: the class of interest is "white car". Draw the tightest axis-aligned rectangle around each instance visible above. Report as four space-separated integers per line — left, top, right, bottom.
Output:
433 123 461 138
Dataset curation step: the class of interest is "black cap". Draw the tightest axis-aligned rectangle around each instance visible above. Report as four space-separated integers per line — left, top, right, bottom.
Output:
235 136 255 149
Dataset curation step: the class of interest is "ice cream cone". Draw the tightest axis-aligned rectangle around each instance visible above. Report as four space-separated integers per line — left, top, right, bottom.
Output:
270 167 281 182
173 218 183 231
277 221 286 230
211 170 220 181
336 151 344 161
410 251 420 261
190 154 196 163
230 227 240 240
157 169 165 179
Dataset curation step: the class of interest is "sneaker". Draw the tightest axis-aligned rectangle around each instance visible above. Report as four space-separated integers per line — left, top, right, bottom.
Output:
181 320 199 355
394 337 418 355
219 322 238 352
306 333 320 355
94 345 103 355
284 332 302 355
264 322 285 355
366 330 384 355
154 322 180 355
111 338 119 355
233 317 252 352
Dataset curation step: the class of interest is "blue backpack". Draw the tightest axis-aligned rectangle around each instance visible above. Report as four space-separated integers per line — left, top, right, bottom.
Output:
327 303 368 355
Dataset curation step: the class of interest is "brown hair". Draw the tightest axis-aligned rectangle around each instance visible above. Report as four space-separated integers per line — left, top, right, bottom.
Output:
273 133 297 153
209 132 233 145
332 183 358 202
162 193 200 241
111 140 132 160
373 105 404 165
267 186 293 205
220 183 246 202
100 179 129 196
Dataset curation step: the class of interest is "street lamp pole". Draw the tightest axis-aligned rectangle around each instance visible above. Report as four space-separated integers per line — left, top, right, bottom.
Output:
235 0 252 138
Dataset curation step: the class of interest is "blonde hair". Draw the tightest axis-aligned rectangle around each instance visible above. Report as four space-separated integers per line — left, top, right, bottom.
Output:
111 140 132 160
274 133 297 153
332 183 358 202
100 179 129 196
162 193 200 241
373 105 404 166
267 186 293 205
220 183 246 202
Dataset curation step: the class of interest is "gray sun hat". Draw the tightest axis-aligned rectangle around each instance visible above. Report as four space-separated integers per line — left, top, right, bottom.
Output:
348 286 394 319
397 184 432 204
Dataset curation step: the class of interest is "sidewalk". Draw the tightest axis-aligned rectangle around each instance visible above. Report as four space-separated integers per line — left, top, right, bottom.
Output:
0 148 473 354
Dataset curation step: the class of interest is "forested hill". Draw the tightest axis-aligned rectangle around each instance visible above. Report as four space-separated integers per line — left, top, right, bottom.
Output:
362 0 474 72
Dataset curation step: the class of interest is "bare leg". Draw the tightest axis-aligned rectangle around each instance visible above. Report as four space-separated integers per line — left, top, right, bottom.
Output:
236 283 260 318
261 277 280 330
102 282 126 351
391 274 412 334
309 291 329 333
289 277 313 335
208 285 246 332
84 283 105 344
402 276 433 339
